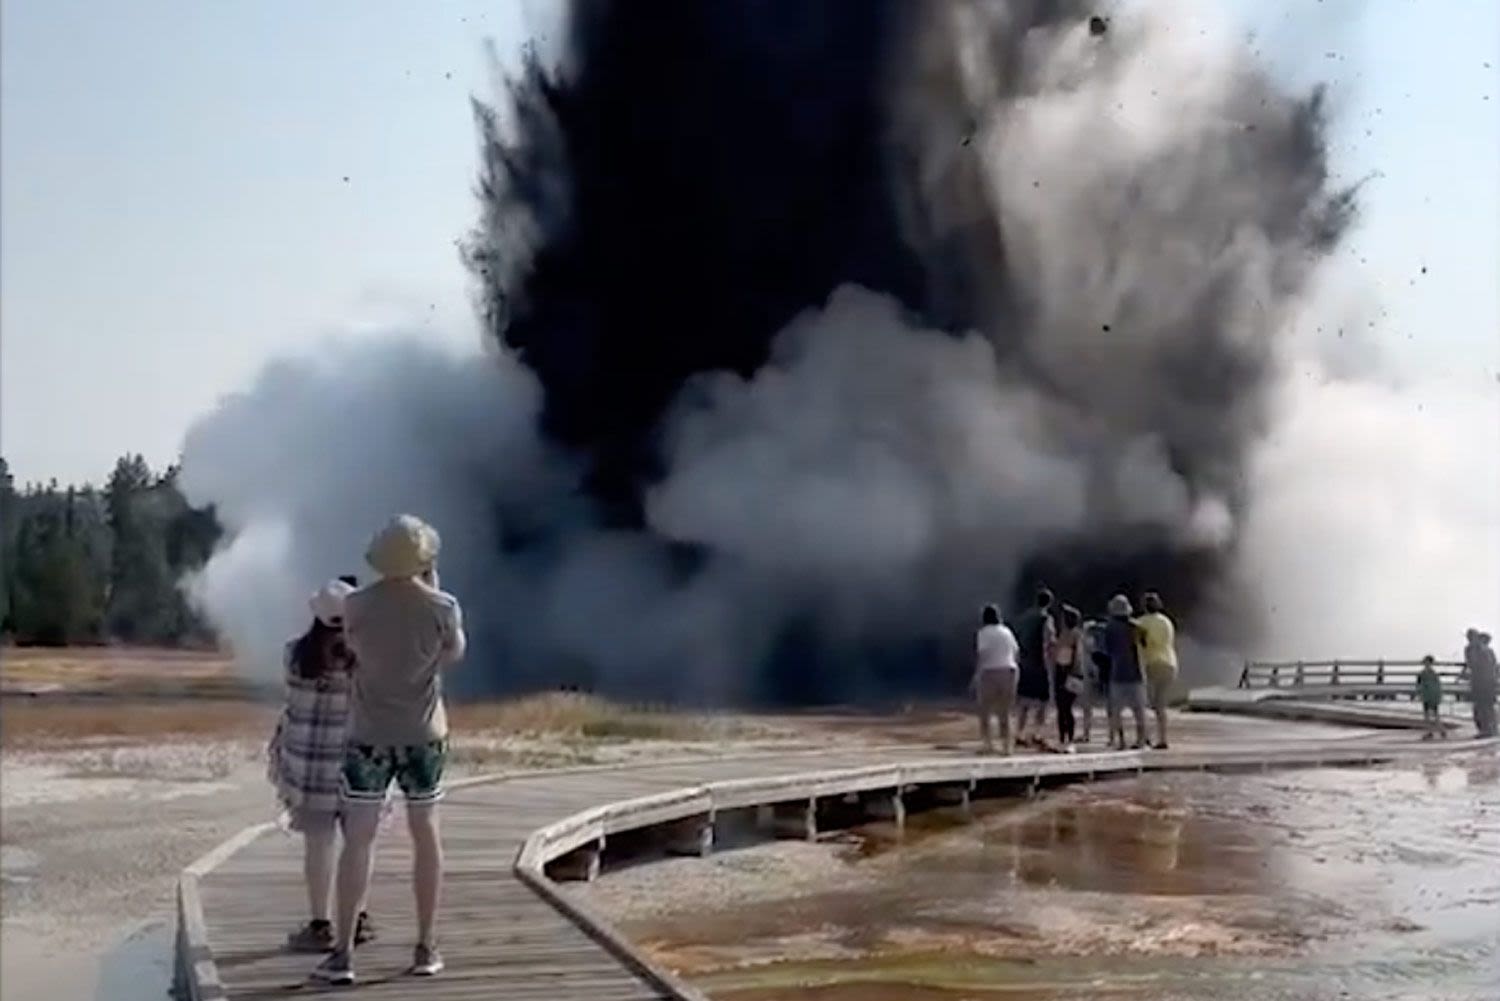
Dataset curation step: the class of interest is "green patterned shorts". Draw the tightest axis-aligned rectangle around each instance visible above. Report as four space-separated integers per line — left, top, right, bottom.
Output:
341 740 447 804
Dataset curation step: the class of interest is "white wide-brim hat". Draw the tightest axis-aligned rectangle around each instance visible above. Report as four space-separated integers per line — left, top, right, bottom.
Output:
309 578 355 626
365 514 442 579
1107 594 1133 617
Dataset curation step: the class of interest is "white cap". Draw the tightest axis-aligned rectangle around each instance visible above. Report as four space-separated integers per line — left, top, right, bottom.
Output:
309 579 355 626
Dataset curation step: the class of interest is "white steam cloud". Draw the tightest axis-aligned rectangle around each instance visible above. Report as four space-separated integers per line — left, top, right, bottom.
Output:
179 2 1498 693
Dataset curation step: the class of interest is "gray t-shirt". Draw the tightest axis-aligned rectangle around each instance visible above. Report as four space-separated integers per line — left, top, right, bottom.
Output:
342 578 465 745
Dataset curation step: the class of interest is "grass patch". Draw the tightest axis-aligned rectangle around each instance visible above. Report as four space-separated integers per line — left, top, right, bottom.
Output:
450 692 748 743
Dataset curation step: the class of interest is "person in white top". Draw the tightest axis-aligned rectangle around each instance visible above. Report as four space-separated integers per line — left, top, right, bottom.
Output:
973 604 1020 755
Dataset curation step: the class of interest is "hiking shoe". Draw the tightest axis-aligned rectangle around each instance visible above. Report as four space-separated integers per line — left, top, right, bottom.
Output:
287 920 335 953
310 949 355 986
410 943 445 977
354 910 377 946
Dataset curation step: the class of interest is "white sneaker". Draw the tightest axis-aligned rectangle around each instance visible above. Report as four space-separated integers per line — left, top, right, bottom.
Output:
411 943 445 977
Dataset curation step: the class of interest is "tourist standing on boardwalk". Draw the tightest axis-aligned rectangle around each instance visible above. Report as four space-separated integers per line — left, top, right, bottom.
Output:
1465 629 1498 737
1051 606 1086 752
1135 592 1178 749
1103 594 1148 749
974 604 1021 755
1082 618 1108 743
268 577 375 953
1013 588 1056 747
1415 655 1446 740
312 515 467 986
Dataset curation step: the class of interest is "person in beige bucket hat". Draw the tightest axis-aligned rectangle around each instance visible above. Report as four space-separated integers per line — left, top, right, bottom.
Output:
365 513 443 581
312 515 466 986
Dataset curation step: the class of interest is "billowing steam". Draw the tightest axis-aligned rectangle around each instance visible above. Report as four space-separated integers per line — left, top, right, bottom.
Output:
180 0 1498 699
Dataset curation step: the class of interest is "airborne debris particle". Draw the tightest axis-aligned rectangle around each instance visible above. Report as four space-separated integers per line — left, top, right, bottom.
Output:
1101 324 1112 333
1088 15 1108 36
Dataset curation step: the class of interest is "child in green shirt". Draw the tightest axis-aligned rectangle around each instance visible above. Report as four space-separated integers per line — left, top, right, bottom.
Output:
1415 655 1445 740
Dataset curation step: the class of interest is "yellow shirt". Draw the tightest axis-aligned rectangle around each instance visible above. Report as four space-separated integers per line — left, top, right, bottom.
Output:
1135 612 1178 670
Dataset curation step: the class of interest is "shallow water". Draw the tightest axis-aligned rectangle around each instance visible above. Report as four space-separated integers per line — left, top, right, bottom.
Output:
630 754 1500 1000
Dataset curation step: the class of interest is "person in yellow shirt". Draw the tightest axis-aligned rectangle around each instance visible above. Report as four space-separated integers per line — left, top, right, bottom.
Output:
1135 592 1178 749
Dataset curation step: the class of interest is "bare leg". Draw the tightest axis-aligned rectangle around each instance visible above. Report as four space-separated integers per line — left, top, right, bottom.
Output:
302 813 339 922
333 804 382 954
407 803 443 948
1131 686 1148 747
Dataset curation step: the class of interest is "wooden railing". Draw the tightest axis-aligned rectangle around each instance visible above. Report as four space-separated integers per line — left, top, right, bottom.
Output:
1238 658 1467 696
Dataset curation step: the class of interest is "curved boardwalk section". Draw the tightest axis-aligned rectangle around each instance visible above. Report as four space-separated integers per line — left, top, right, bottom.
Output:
179 723 1496 1001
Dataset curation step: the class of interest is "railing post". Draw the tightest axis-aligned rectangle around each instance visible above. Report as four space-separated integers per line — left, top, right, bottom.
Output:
1238 661 1250 689
1330 660 1340 686
1271 664 1280 687
1376 659 1384 686
1295 661 1305 686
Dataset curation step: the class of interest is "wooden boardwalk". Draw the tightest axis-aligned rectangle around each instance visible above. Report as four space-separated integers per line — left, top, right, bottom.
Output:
181 721 1493 1001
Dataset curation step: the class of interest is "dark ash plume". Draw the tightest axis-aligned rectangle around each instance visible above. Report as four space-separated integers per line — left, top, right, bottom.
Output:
461 0 1356 686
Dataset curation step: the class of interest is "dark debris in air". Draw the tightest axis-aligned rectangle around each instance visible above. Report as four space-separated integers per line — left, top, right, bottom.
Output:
1089 16 1108 37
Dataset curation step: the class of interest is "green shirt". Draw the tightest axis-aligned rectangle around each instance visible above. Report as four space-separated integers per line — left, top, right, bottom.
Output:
1416 666 1443 706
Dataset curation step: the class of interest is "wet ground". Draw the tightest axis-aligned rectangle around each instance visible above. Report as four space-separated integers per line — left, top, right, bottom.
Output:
613 753 1500 1000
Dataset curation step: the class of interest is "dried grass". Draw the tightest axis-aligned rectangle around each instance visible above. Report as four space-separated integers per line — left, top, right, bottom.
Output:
448 692 759 742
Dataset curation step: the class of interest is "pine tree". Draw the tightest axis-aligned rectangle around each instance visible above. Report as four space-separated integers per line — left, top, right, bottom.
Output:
105 454 174 642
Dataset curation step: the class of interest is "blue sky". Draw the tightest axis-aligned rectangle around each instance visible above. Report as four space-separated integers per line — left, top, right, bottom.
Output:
2 0 1496 485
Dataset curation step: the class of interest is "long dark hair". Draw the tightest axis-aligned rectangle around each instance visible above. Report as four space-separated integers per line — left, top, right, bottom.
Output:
289 575 358 681
290 620 343 681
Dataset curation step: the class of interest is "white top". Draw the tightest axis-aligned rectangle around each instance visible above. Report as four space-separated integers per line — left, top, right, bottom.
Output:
976 623 1020 671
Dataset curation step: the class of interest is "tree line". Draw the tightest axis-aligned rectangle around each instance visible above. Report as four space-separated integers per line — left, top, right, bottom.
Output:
0 454 222 647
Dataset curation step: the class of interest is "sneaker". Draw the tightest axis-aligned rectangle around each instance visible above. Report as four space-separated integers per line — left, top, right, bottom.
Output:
1062 743 1077 755
410 943 445 977
287 920 335 953
310 949 355 986
354 911 377 946
1152 742 1169 750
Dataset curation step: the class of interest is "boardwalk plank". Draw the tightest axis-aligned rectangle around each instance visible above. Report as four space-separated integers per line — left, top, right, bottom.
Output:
194 736 1485 1000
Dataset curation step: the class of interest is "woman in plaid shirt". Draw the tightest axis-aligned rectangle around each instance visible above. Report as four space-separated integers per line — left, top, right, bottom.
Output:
267 577 375 953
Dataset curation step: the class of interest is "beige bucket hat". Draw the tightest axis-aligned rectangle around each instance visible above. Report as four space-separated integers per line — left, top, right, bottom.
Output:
365 514 441 579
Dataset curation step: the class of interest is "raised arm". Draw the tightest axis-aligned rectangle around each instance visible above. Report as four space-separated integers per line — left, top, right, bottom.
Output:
439 600 467 666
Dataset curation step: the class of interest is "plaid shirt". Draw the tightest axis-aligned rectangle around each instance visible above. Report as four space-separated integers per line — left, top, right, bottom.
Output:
267 639 353 819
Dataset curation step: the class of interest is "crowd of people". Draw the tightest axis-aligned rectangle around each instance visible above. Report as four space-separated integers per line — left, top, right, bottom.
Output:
257 510 1498 985
973 587 1180 756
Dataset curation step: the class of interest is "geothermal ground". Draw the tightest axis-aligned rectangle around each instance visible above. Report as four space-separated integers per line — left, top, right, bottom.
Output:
0 647 991 1000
